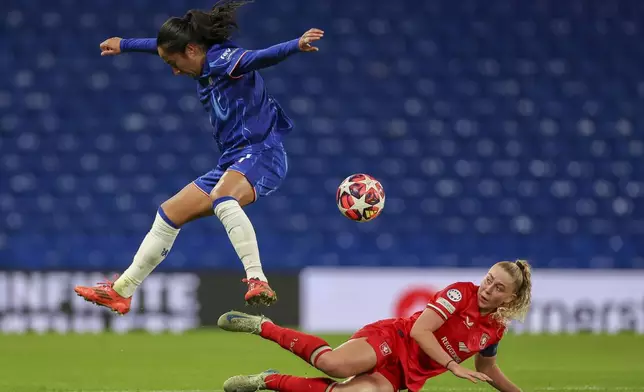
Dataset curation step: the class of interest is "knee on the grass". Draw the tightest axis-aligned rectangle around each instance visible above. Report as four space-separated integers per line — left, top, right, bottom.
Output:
316 352 357 379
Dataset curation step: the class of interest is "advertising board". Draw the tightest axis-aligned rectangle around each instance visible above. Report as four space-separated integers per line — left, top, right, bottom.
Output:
0 271 300 333
300 268 644 334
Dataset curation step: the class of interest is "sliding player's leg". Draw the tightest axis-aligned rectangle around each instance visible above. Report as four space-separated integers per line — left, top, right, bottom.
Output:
73 182 213 314
207 147 288 306
333 373 396 392
223 371 395 392
218 311 379 378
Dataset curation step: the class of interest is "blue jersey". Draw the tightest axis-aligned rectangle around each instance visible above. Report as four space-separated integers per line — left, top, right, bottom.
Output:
119 36 301 163
196 41 295 163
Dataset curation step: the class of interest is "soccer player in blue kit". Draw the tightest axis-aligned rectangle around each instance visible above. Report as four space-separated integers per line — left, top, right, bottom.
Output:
74 0 324 313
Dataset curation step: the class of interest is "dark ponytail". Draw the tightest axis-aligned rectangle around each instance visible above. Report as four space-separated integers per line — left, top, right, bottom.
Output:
157 0 252 54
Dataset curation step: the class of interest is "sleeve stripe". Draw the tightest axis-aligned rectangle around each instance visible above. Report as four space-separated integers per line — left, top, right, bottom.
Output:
426 303 448 320
228 50 250 79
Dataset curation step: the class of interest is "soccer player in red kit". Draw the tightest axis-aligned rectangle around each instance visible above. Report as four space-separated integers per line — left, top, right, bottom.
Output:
218 260 532 392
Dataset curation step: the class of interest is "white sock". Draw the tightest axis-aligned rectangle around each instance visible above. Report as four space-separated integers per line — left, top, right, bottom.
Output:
113 212 180 298
214 199 267 282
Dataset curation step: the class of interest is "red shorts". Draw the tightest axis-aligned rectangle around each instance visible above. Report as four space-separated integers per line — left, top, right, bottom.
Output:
350 319 407 391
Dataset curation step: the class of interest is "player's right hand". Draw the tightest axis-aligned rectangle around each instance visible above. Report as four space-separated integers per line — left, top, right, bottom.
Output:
100 37 123 56
448 363 493 384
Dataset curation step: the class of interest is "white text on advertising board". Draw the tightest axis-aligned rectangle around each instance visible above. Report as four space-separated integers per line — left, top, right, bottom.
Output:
0 272 200 334
299 268 644 334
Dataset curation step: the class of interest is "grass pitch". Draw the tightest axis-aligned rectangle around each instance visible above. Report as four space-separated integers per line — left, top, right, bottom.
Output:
0 331 642 391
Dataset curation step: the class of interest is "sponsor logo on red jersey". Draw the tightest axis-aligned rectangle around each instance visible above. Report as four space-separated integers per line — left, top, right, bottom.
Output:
440 336 461 362
436 297 456 314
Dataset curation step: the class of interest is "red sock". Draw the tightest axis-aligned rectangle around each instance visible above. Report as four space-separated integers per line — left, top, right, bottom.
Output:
260 323 332 365
265 374 336 392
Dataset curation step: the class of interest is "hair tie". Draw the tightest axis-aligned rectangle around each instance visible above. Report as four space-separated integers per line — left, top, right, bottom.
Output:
515 261 526 292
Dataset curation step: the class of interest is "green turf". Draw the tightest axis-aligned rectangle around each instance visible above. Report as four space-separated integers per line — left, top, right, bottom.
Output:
0 330 642 391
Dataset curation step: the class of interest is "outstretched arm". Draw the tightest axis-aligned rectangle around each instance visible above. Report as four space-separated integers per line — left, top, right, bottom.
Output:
120 38 158 54
99 37 158 56
410 309 492 384
475 353 522 392
229 28 323 77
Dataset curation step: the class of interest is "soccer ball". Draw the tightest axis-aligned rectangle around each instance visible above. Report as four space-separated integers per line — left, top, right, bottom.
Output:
336 173 385 222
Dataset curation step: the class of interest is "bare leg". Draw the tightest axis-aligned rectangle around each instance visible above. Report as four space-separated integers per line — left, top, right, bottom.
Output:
74 183 212 313
218 312 377 379
223 371 394 392
162 182 216 225
315 338 378 379
334 373 395 392
209 170 276 305
112 182 213 297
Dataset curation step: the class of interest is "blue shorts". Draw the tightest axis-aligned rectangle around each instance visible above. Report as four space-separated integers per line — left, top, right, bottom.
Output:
193 146 288 201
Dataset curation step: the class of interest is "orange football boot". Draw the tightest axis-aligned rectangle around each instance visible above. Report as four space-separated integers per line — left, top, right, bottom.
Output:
74 277 132 315
243 278 277 306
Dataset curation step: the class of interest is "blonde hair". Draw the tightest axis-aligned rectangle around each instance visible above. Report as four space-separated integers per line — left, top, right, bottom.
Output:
492 259 532 325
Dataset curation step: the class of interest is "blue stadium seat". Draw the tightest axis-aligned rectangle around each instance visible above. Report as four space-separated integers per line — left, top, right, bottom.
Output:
1 0 643 270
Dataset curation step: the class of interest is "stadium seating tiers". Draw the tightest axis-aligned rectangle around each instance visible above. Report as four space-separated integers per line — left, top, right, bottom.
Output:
1 0 643 270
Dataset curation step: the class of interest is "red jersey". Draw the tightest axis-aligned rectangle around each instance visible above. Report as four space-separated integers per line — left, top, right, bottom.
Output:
393 282 506 391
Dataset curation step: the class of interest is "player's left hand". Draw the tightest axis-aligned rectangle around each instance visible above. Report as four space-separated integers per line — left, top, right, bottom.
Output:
449 363 493 384
299 28 324 52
